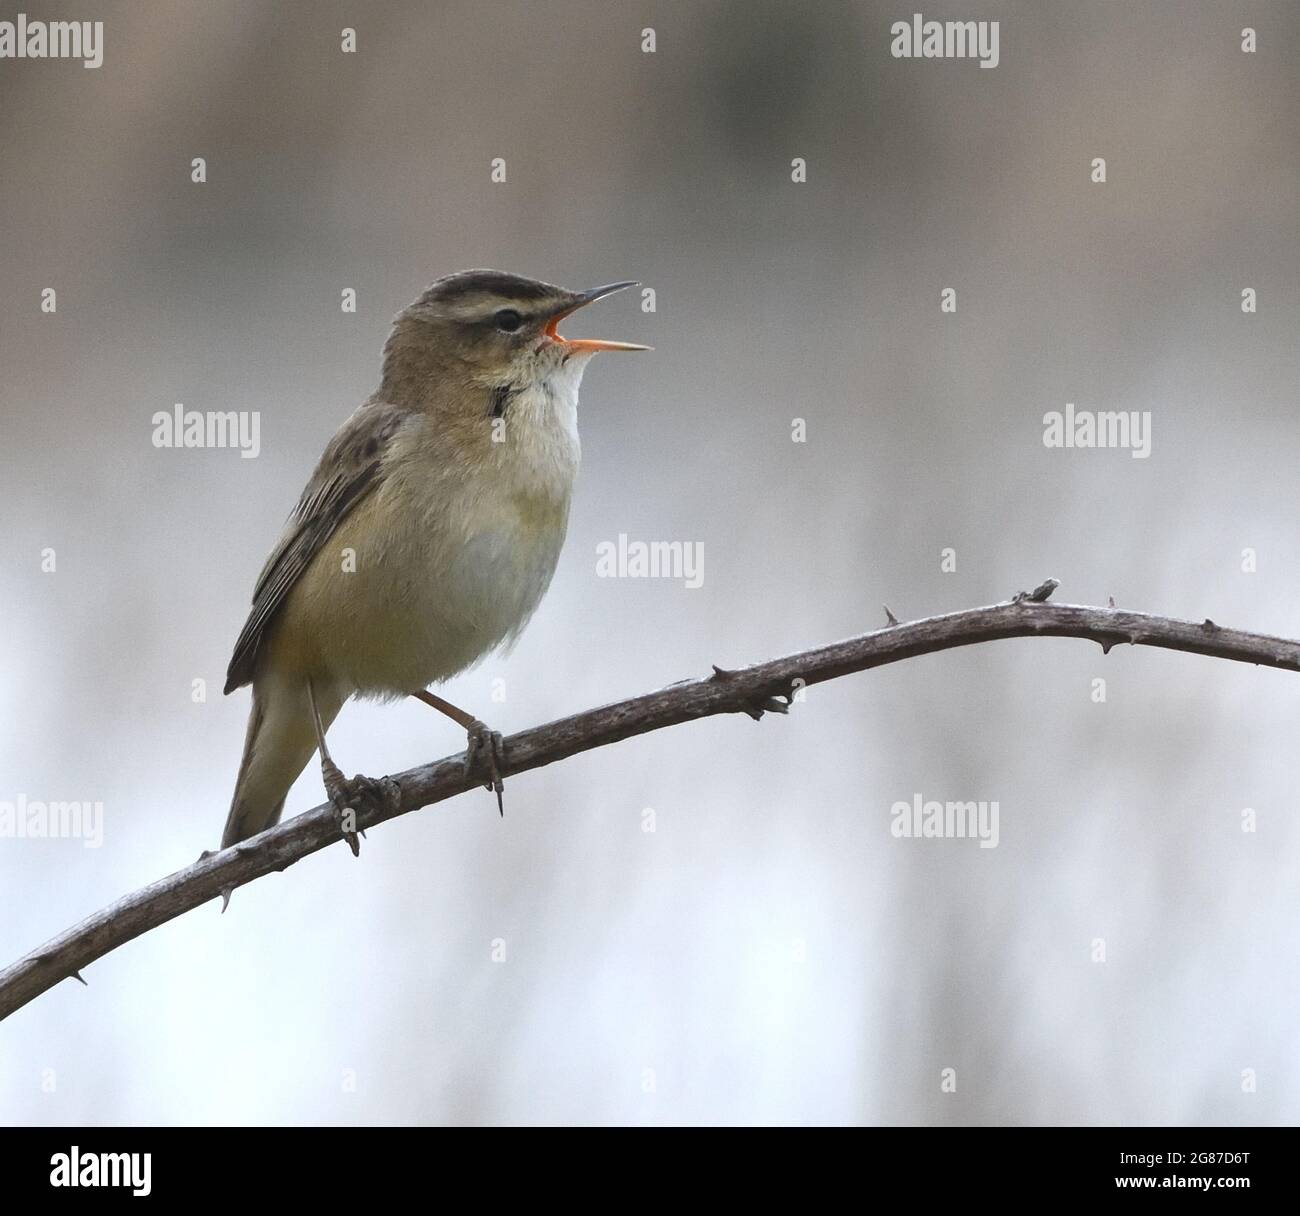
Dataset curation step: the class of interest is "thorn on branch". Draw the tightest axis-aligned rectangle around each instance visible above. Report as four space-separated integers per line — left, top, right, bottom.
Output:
71 971 87 987
884 605 899 626
1203 619 1219 632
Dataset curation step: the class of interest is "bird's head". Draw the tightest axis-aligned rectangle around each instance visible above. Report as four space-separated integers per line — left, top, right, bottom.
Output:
382 270 648 403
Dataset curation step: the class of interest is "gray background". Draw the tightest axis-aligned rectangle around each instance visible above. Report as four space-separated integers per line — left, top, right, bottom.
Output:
1 0 1297 1124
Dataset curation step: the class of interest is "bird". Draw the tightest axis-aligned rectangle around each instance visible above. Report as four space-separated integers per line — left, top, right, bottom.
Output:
219 270 649 857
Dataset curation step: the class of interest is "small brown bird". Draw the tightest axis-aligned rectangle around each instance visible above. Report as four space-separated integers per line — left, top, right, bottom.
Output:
220 270 648 854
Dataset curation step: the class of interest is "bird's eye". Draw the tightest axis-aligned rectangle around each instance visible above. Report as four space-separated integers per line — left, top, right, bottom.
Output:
494 308 524 333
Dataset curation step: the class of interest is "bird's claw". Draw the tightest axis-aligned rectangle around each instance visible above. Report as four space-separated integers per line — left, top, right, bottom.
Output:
1013 577 1060 604
739 694 791 721
710 664 793 720
465 720 506 816
321 758 396 856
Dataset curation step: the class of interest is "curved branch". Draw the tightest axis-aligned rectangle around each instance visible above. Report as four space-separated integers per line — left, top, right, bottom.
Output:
4 586 1299 1021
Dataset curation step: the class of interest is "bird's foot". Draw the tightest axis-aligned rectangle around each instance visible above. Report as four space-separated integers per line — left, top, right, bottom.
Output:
321 758 397 857
464 720 506 816
710 665 794 721
1012 577 1060 604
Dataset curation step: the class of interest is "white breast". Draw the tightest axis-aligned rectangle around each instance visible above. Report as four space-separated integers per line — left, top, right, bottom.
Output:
326 365 585 699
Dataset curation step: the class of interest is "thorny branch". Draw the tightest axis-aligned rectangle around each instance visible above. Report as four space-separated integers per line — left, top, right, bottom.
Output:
4 581 1299 1021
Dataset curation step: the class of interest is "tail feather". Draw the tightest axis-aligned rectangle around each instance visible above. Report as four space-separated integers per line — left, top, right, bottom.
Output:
221 676 341 849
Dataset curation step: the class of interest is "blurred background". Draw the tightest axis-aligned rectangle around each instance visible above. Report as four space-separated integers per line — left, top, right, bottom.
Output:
2 0 1298 1125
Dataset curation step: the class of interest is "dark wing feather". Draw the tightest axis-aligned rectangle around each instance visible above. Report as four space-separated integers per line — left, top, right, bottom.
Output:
223 403 409 694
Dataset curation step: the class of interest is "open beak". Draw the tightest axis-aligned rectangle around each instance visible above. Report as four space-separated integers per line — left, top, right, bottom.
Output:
545 281 652 352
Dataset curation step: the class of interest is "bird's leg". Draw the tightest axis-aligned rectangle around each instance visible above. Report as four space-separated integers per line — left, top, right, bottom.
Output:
308 680 396 856
411 689 506 815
